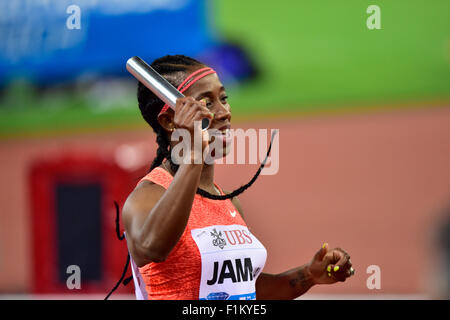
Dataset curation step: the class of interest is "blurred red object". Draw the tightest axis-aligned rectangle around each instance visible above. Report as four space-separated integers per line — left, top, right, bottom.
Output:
29 148 146 294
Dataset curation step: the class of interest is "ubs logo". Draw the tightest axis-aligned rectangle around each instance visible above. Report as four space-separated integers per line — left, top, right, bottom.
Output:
210 228 227 249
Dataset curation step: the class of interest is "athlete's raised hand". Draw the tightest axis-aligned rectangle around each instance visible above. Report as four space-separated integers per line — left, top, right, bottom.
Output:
172 96 214 163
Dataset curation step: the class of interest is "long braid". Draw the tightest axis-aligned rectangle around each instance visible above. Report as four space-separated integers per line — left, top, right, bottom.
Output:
195 130 277 200
138 54 274 200
149 128 171 171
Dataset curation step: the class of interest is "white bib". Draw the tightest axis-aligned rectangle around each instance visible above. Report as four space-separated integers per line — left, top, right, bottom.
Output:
191 224 267 300
125 232 148 300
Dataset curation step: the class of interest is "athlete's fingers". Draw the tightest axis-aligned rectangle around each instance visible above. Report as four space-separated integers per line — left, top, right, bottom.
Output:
173 97 194 126
313 243 328 263
325 249 351 281
181 97 212 124
332 248 351 271
174 97 212 131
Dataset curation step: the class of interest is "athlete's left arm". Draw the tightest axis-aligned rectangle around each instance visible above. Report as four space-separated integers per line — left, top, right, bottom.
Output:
228 194 354 300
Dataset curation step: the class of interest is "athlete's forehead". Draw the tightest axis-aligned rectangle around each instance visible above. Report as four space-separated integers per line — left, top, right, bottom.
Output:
182 72 225 99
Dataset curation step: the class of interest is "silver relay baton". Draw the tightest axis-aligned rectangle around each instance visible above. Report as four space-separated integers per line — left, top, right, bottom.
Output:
126 56 210 130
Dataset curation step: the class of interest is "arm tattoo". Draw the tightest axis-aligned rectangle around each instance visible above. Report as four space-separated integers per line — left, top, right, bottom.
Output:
288 267 314 294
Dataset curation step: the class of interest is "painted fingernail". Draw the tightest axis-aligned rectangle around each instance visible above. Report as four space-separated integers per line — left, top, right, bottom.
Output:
333 266 340 272
327 265 331 273
327 273 332 277
322 243 328 249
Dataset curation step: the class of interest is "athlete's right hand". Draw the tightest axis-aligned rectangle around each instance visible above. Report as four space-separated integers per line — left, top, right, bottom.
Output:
173 97 214 163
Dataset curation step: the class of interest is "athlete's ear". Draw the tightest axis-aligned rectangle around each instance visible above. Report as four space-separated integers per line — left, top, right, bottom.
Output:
157 110 175 133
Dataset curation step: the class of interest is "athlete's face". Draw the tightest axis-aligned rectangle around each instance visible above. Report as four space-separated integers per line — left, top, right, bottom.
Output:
182 71 231 128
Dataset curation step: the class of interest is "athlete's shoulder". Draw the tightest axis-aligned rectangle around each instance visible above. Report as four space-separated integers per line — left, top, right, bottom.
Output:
122 179 165 222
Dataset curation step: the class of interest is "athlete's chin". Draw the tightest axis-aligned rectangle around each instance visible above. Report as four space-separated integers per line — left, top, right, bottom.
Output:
204 146 230 165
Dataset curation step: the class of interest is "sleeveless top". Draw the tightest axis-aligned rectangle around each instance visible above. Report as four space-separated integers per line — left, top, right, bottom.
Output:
129 167 267 300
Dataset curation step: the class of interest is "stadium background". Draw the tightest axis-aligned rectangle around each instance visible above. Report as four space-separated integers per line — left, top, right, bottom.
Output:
0 0 449 299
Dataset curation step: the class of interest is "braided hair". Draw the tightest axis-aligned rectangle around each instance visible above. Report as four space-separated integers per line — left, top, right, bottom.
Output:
137 54 274 200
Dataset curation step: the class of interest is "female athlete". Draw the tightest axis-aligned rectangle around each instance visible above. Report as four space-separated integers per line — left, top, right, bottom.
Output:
121 54 354 300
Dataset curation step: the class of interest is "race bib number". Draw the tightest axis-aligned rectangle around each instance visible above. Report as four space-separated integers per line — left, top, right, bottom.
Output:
191 225 267 300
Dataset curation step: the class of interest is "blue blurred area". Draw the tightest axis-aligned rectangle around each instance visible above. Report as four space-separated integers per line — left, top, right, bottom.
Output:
0 0 223 86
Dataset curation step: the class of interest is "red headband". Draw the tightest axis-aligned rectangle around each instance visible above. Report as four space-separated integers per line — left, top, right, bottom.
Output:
158 67 216 115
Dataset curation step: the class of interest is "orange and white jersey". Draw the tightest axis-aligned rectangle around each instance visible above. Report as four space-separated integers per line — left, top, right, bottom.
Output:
129 167 267 300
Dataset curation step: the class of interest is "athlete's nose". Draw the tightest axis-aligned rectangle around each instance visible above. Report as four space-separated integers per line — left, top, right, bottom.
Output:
214 102 231 122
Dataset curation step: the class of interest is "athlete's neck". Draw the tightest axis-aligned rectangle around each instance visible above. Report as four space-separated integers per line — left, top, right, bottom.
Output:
161 160 219 195
198 163 217 193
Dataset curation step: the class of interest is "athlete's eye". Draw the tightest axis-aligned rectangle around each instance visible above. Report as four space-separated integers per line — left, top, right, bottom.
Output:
221 95 228 104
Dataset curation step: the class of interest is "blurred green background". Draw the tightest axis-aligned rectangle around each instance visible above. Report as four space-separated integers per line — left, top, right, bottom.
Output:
1 0 449 138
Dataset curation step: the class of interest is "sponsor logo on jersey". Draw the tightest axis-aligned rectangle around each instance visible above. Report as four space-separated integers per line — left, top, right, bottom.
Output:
210 228 227 249
223 229 253 245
